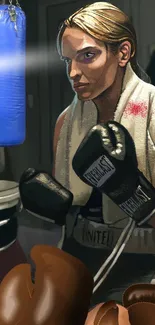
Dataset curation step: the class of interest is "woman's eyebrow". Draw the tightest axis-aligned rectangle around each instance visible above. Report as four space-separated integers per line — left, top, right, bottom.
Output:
61 46 99 60
76 46 99 54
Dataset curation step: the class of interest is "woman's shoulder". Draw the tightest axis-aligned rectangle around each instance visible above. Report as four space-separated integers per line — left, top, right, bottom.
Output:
53 107 69 160
52 97 78 174
55 95 79 128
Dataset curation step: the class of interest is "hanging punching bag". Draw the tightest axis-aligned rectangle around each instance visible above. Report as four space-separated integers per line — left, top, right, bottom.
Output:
0 0 26 146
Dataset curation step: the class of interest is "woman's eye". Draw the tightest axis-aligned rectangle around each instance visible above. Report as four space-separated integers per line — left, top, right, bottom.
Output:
84 52 95 59
77 52 96 62
65 58 71 64
61 57 71 64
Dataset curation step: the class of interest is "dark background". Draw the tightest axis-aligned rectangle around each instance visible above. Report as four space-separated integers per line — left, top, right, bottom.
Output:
1 0 155 255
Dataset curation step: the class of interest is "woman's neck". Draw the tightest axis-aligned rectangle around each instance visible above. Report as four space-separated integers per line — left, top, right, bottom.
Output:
93 67 125 122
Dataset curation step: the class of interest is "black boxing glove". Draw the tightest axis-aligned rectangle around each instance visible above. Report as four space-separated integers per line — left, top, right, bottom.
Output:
72 121 155 226
19 168 73 226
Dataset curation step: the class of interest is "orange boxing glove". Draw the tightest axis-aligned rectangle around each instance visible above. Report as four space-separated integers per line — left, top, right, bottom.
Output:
0 245 93 325
85 301 130 325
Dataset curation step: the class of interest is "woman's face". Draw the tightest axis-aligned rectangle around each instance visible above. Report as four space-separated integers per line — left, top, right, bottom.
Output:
61 27 121 101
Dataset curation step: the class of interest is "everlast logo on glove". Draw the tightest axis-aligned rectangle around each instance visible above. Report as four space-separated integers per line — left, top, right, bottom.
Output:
119 185 151 217
73 121 155 226
83 155 116 188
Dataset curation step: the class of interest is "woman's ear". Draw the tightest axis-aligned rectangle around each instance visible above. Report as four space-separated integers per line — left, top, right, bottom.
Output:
118 41 132 67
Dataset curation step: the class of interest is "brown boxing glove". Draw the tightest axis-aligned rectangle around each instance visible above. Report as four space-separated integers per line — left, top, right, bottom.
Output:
85 301 131 325
123 283 155 308
123 283 155 325
0 245 93 325
127 302 155 325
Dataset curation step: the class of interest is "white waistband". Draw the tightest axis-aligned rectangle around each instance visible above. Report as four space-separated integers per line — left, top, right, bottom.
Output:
65 213 155 254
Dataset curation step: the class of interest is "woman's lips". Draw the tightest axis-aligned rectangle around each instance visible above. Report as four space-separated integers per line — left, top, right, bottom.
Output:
73 84 89 91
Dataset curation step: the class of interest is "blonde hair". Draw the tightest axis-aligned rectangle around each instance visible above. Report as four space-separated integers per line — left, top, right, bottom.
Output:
57 2 150 82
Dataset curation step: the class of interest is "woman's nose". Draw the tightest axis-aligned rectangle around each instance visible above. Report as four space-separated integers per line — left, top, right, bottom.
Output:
68 60 82 80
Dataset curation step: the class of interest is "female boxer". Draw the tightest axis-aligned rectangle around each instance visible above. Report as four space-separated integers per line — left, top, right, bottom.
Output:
53 2 155 306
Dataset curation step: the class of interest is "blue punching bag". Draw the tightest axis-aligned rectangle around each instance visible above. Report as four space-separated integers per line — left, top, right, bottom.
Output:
0 1 26 145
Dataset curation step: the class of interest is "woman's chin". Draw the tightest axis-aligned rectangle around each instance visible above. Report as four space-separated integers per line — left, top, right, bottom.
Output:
76 92 94 101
